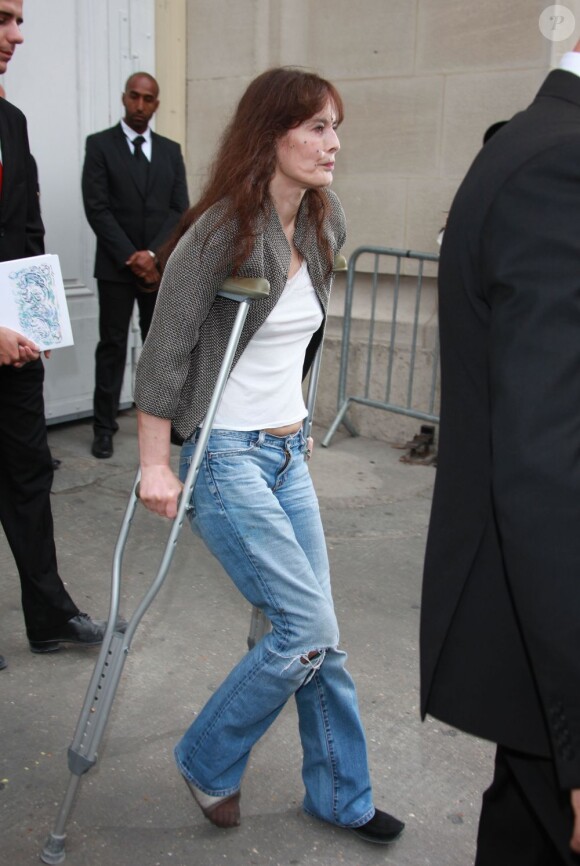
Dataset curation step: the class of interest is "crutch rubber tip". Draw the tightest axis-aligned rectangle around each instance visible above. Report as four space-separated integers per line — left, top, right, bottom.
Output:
40 833 66 865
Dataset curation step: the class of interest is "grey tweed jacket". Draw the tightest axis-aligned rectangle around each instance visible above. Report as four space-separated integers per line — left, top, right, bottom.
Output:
134 189 346 441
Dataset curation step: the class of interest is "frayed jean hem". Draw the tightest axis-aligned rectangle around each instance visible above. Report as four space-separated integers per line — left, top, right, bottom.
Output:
174 746 240 799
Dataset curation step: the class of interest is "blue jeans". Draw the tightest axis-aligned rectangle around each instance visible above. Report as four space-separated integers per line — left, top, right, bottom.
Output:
175 427 374 828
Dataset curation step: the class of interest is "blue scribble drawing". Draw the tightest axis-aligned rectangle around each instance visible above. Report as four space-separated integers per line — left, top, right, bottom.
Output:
11 262 62 346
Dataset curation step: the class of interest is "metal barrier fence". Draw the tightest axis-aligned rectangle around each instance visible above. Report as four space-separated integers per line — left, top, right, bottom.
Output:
321 246 440 448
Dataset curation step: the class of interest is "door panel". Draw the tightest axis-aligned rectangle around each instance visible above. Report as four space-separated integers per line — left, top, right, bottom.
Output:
5 0 155 422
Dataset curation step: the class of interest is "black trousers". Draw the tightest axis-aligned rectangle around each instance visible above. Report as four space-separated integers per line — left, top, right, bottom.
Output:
93 279 157 435
475 745 580 866
0 360 78 636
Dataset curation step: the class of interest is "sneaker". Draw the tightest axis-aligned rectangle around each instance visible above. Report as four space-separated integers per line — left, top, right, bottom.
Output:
351 809 405 844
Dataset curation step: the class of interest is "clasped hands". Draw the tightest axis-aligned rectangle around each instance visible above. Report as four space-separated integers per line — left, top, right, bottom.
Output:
126 249 160 290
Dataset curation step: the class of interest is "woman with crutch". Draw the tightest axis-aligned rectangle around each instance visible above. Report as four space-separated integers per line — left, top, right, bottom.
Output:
134 67 404 846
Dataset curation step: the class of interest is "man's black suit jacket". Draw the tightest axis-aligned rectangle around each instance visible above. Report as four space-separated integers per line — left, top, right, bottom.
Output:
421 69 580 790
0 98 44 260
81 123 189 283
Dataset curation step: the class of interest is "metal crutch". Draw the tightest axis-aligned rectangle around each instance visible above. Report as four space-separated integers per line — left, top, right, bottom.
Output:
246 253 347 650
40 276 270 865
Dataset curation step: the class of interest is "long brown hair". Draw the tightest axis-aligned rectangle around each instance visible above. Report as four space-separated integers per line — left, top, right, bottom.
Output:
162 67 344 273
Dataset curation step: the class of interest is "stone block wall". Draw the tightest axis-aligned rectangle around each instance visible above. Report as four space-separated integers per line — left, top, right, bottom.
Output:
170 0 580 442
182 0 579 261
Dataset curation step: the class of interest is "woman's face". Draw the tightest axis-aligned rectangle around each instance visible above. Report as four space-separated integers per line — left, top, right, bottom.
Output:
274 99 340 193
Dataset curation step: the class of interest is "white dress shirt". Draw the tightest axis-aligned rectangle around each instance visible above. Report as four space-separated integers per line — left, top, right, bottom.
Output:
558 51 580 77
120 118 152 161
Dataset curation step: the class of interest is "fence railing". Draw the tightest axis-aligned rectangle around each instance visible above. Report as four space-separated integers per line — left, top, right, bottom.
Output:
322 246 440 448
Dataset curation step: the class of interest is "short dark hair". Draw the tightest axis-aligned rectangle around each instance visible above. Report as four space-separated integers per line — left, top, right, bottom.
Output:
483 121 508 144
124 72 159 98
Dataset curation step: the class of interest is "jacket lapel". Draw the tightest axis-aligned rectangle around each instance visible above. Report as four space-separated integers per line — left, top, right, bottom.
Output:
0 100 14 210
147 132 161 193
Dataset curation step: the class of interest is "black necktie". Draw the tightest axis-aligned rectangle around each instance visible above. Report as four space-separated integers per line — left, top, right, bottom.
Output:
132 135 148 190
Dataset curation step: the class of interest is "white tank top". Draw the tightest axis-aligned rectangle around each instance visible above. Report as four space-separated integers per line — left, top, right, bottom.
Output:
211 260 323 430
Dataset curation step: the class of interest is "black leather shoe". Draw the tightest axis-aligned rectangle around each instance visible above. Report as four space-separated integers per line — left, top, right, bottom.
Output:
0 654 7 670
351 809 405 844
92 433 113 459
28 613 127 654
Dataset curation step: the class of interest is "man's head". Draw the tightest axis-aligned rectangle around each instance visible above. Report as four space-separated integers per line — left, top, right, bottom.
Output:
0 0 23 74
122 72 159 134
483 121 507 145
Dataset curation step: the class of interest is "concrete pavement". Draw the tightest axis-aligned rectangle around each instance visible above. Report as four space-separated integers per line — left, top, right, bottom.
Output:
1 409 493 866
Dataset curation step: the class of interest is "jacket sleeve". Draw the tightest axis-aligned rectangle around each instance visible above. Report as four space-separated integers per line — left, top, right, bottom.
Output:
25 144 45 257
148 141 189 253
81 134 136 266
134 212 234 419
483 136 580 788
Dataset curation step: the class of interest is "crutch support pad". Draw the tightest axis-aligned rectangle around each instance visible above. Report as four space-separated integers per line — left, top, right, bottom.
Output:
220 277 270 299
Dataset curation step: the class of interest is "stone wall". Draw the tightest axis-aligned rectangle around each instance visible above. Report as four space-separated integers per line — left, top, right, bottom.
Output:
182 0 579 260
171 0 580 443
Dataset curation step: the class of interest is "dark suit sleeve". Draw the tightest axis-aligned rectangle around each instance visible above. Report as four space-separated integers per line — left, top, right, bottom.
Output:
25 140 44 256
81 134 136 267
483 136 580 788
147 141 189 253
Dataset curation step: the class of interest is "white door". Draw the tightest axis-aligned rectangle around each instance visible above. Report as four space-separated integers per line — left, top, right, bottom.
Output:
5 0 155 422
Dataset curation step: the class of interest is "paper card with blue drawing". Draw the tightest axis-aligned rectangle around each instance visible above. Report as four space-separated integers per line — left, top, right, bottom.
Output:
0 253 74 350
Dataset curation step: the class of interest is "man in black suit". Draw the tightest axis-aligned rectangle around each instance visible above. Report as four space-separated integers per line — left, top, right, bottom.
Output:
0 0 119 668
82 72 189 459
420 44 580 865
